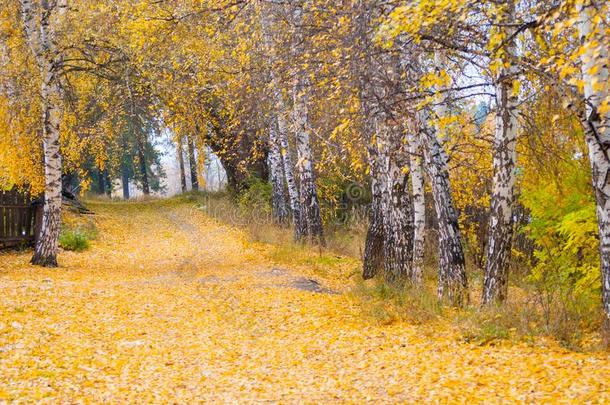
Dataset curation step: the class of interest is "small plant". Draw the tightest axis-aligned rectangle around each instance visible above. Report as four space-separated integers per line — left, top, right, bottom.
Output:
457 305 520 346
515 161 602 348
237 176 272 215
350 278 443 326
59 229 91 252
58 217 98 253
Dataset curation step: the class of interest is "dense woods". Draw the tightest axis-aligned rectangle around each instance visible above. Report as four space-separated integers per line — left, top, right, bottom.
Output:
1 0 610 344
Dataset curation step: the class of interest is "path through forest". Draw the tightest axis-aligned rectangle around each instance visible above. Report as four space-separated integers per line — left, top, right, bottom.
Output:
1 199 609 402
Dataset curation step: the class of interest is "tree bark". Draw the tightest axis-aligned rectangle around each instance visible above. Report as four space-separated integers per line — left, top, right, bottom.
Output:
409 125 426 285
482 0 519 305
136 133 150 195
259 1 303 240
121 164 130 200
377 120 414 285
356 0 386 279
373 44 416 284
577 0 610 339
291 1 325 246
362 144 385 279
177 136 187 193
355 0 415 283
422 52 469 305
187 136 199 192
268 115 289 223
32 74 62 267
21 0 64 267
276 109 303 238
420 109 468 306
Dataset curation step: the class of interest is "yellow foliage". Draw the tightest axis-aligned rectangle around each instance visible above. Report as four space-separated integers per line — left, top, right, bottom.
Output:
446 108 493 263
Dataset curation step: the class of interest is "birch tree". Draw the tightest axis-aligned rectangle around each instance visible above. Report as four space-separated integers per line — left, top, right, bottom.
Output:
357 0 415 283
378 119 414 284
362 148 385 280
408 125 426 284
420 52 469 304
20 0 66 267
290 1 325 245
356 0 385 280
259 0 303 239
268 115 289 223
420 113 468 305
482 0 520 305
186 135 199 192
177 136 187 193
576 0 610 336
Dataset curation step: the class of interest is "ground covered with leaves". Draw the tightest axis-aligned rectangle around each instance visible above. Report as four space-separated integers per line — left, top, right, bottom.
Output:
1 199 609 402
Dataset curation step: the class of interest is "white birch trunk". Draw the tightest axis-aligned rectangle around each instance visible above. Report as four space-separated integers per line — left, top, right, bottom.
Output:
33 67 63 267
420 108 468 306
259 1 303 239
268 115 289 223
276 108 303 238
426 53 469 305
408 125 426 285
362 142 385 279
355 0 385 279
377 120 414 284
577 0 610 337
358 1 414 282
482 0 520 304
291 2 325 245
20 0 64 267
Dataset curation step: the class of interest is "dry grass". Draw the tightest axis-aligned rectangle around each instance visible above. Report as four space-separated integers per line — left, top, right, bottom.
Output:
123 192 605 351
181 191 366 259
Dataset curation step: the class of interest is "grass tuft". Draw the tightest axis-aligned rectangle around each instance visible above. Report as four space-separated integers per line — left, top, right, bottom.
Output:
59 210 98 252
59 230 91 252
350 278 443 325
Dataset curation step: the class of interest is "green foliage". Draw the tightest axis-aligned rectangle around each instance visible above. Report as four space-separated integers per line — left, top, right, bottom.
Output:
521 161 598 291
519 159 600 341
237 176 272 214
59 220 98 252
59 229 91 252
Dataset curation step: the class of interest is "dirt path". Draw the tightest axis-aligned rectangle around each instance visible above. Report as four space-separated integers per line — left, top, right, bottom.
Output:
1 199 609 403
162 209 331 293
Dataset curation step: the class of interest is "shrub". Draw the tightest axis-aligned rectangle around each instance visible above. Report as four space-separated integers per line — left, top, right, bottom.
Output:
237 176 272 215
58 215 98 252
59 229 91 252
518 160 601 344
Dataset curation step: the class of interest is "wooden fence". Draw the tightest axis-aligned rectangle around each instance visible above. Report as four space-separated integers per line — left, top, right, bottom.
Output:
0 189 41 249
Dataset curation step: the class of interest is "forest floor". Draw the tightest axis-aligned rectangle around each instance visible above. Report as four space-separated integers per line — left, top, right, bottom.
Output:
1 198 609 403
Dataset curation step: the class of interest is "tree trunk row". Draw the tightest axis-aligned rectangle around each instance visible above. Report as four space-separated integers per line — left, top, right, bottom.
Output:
260 0 324 243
